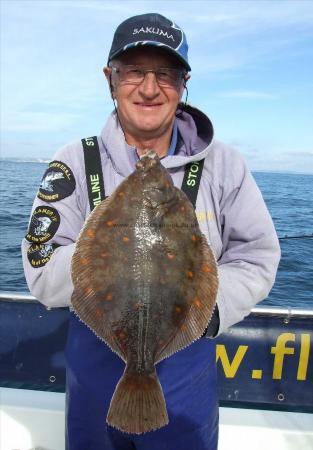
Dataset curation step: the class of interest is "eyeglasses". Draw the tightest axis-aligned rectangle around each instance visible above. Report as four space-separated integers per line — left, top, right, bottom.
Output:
110 65 186 88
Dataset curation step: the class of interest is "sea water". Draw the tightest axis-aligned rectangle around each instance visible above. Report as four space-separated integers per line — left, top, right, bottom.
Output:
0 159 312 309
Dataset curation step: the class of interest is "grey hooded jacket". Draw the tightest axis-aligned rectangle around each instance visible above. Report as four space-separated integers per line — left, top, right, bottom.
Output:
22 105 281 336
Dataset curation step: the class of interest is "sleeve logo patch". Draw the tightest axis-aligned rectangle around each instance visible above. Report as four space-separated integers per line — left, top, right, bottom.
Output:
27 243 59 268
25 206 60 243
38 160 76 202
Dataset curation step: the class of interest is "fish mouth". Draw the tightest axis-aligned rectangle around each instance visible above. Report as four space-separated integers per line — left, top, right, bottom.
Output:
136 150 159 171
140 149 158 160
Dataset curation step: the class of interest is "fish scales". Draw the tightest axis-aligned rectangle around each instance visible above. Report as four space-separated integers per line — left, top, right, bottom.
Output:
71 150 218 434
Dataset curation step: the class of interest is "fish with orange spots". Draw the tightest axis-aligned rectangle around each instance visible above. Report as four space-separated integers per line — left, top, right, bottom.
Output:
71 150 218 434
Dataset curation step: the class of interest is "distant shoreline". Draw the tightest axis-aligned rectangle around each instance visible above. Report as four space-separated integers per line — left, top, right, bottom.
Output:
0 157 51 164
252 169 313 176
1 157 312 176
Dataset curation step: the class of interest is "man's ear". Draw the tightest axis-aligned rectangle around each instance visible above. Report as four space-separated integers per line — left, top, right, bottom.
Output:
183 73 191 88
180 74 190 99
103 67 115 99
103 66 111 83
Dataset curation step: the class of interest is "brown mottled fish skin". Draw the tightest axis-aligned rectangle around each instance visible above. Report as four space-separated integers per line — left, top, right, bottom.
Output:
71 150 218 434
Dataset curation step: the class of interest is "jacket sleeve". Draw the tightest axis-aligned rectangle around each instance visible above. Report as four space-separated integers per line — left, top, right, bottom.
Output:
213 148 281 335
21 143 87 308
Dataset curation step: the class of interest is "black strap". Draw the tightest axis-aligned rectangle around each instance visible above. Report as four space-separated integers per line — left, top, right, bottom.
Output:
181 159 205 208
82 136 106 211
82 135 204 211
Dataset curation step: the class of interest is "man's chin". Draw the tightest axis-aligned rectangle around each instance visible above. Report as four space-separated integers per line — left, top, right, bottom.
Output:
132 121 165 136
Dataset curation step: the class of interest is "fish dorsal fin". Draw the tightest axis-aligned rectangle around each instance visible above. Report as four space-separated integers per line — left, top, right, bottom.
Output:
155 234 218 363
71 288 127 362
71 194 128 362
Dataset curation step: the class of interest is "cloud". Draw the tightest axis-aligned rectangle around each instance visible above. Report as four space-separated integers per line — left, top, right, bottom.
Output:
282 151 313 158
1 0 312 169
182 1 313 74
217 91 277 100
3 111 83 132
69 0 313 29
233 144 313 174
191 2 313 29
65 1 137 13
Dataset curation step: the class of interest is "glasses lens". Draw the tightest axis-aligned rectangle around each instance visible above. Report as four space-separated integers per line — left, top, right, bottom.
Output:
157 68 184 87
118 66 144 83
113 65 185 87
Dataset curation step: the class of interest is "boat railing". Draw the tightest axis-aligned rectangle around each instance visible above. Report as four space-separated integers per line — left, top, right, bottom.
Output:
1 290 312 317
1 290 312 413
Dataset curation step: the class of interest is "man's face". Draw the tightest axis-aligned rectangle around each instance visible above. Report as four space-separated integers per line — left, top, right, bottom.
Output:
104 47 188 141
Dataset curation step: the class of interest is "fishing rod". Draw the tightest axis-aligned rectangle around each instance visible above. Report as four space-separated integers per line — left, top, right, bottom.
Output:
278 234 313 240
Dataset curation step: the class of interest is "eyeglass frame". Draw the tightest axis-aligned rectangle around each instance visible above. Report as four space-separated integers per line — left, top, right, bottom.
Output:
108 63 188 89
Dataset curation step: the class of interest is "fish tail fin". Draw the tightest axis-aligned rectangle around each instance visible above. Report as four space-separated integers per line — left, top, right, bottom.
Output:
107 368 168 434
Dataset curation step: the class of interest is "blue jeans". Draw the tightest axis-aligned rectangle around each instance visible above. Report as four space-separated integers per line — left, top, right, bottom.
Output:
65 313 218 450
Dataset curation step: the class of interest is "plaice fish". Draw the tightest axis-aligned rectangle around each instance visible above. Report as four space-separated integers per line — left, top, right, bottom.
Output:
71 150 218 434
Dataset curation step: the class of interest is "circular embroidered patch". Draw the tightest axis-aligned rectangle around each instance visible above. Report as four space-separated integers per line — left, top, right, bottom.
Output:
27 243 59 268
25 206 60 243
38 160 76 202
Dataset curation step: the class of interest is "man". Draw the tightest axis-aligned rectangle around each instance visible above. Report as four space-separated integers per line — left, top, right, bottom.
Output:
22 13 281 450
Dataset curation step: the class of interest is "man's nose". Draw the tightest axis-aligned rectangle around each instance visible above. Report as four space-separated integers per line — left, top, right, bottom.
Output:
138 72 160 98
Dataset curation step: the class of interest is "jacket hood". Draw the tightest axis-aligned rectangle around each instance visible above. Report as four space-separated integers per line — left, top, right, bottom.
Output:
100 103 214 177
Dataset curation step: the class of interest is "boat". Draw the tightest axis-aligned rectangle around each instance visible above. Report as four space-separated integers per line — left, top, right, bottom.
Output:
0 291 312 450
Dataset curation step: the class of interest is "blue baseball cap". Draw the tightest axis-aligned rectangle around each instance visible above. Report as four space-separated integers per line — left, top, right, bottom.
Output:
108 13 191 71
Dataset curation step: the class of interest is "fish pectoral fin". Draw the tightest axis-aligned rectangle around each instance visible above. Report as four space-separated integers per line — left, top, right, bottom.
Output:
150 195 180 227
155 235 218 363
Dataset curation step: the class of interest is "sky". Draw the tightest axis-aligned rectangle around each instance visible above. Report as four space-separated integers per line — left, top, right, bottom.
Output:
1 0 313 173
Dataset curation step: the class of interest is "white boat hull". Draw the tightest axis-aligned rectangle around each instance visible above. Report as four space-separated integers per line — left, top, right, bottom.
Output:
1 387 312 450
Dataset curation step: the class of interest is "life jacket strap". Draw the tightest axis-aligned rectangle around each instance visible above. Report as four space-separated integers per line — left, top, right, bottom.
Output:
82 136 106 211
181 159 205 208
82 136 204 211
